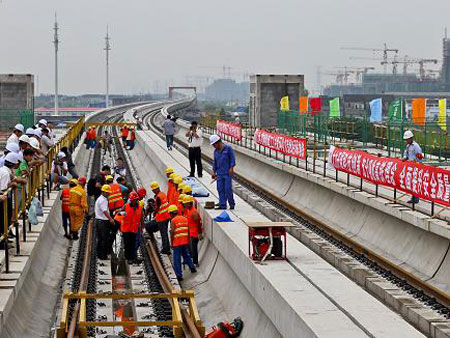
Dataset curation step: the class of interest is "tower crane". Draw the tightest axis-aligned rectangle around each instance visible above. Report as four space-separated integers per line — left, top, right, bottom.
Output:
341 43 399 73
380 57 438 79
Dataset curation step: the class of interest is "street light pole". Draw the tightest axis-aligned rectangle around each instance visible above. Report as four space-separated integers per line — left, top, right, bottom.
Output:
53 13 59 115
104 26 111 108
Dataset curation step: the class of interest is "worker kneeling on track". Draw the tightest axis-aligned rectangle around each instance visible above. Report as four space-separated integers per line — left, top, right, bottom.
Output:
68 179 88 240
95 185 116 260
168 205 197 281
118 191 143 263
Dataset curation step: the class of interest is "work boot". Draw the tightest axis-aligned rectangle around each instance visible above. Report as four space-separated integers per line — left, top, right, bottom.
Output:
190 267 197 273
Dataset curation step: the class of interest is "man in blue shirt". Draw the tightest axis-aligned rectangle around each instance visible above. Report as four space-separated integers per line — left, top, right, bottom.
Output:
402 130 423 204
210 134 235 210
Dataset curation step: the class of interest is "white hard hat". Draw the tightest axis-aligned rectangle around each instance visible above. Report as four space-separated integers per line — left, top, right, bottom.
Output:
57 151 66 159
29 138 40 150
25 128 35 135
403 130 414 140
5 142 20 153
19 135 31 144
4 152 19 164
33 129 42 138
38 119 48 126
209 134 221 145
234 112 239 117
14 124 24 133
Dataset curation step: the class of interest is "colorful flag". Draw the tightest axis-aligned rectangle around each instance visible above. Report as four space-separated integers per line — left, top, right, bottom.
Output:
412 98 426 126
299 96 308 114
388 99 403 121
280 95 290 111
329 98 340 117
369 98 382 122
439 99 447 131
309 97 322 115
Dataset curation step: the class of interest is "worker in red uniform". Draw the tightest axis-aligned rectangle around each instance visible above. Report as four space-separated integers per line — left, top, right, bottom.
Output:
168 205 196 281
121 126 129 146
178 194 186 216
184 195 203 266
171 176 182 205
119 191 143 263
85 127 92 149
60 185 71 239
151 181 171 254
165 168 175 203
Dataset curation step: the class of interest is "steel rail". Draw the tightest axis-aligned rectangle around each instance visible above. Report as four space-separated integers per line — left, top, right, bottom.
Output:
145 106 450 312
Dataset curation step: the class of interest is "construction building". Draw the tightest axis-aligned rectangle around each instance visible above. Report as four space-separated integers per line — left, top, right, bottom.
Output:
204 78 249 103
249 74 304 128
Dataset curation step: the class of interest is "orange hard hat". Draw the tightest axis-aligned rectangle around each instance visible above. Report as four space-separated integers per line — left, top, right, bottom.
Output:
129 191 139 201
78 176 87 184
137 187 147 198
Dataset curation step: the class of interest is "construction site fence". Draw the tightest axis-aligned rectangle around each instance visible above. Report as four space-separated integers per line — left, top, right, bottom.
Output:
277 110 450 162
202 123 447 221
0 109 34 132
0 117 85 273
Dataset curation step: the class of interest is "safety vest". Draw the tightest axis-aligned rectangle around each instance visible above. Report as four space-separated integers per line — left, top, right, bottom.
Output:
121 128 129 137
171 215 189 246
121 203 143 233
155 191 170 222
167 181 175 204
130 131 136 141
61 188 70 213
69 186 85 208
186 207 202 238
108 183 124 210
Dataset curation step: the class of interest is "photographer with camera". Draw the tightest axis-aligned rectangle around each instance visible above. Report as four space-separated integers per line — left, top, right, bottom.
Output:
185 121 203 178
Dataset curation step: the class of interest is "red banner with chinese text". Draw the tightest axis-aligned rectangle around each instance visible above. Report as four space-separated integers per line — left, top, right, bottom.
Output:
216 120 242 140
328 146 450 206
254 129 307 160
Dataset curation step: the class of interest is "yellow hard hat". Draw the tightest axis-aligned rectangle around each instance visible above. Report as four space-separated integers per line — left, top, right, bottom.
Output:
101 184 111 192
183 185 192 194
169 173 177 180
173 176 182 184
168 205 178 213
105 175 114 181
183 195 194 204
178 183 186 191
165 168 174 174
150 181 160 190
178 193 186 202
70 179 79 185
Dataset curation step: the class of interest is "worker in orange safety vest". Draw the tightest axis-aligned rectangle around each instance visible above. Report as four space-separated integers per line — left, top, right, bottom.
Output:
151 181 171 254
60 185 71 239
119 191 143 263
183 195 203 266
168 204 196 281
68 179 88 240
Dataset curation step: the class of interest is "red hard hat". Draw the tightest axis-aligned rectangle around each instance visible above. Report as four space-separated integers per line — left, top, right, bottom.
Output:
78 176 87 184
129 191 139 201
137 187 147 198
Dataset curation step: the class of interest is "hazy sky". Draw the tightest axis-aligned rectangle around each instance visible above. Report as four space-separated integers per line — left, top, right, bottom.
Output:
1 0 449 95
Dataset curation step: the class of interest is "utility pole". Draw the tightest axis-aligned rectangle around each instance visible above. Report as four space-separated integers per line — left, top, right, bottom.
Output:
53 13 59 115
104 26 111 108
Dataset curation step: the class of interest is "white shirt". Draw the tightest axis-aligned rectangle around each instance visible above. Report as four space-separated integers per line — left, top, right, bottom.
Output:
51 160 68 174
0 166 11 190
7 133 19 145
188 128 203 148
41 135 54 153
95 195 109 220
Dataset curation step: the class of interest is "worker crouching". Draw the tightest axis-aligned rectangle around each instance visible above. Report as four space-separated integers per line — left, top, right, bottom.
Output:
168 205 197 281
184 195 203 266
68 179 88 240
119 191 143 263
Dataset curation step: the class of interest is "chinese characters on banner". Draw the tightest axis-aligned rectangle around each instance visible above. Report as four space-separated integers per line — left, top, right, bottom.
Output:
328 146 450 206
254 129 307 160
216 120 243 140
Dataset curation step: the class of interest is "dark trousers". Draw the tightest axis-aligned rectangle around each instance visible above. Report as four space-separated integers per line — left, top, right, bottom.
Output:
62 211 70 235
68 166 79 179
123 232 137 261
189 237 199 265
173 245 195 278
158 220 170 252
165 135 174 149
109 219 121 254
96 219 110 259
188 147 203 177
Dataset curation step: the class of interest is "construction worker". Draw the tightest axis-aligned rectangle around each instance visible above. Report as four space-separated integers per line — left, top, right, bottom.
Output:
120 191 143 263
106 175 125 211
60 184 71 239
178 194 187 216
121 126 129 146
168 173 177 204
168 205 196 281
172 176 182 207
151 181 171 254
184 195 203 267
78 176 87 189
68 179 88 240
182 185 198 208
178 182 187 195
95 185 115 260
403 130 424 204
